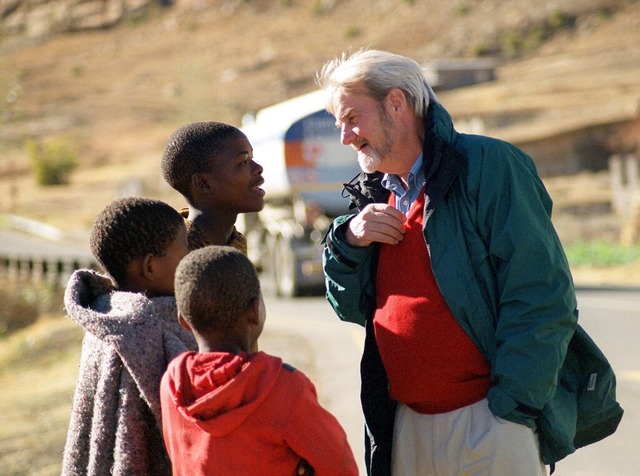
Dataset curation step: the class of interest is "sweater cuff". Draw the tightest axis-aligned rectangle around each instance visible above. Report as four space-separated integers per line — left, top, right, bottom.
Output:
325 215 371 269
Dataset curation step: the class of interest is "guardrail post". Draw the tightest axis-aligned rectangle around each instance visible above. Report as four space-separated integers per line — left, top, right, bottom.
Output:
610 154 640 245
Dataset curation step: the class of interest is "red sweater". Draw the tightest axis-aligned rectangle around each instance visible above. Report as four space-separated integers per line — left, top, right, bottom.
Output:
374 192 491 413
160 351 358 476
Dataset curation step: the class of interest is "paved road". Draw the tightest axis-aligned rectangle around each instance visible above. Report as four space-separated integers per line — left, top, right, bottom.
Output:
554 288 640 475
260 286 639 476
258 291 366 475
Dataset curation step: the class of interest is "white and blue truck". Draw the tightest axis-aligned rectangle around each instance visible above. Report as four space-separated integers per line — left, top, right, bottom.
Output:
240 90 360 297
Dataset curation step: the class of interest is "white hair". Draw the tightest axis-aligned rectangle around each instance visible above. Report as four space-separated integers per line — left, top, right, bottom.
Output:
316 49 438 119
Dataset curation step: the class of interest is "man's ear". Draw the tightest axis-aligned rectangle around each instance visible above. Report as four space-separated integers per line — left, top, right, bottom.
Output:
386 88 406 114
178 313 192 332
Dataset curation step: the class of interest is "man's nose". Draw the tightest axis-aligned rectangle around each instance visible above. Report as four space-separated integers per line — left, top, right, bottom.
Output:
341 124 355 145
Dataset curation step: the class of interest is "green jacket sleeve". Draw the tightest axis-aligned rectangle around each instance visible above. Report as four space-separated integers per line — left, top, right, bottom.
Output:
471 140 578 426
322 214 377 327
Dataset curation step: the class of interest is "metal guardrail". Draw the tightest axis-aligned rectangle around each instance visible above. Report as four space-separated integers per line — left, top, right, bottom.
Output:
0 253 96 287
0 215 97 287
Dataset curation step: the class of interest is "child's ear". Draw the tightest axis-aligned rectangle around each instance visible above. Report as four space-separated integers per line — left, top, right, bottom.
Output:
191 173 211 193
246 297 261 326
178 313 192 332
126 256 146 281
141 253 155 280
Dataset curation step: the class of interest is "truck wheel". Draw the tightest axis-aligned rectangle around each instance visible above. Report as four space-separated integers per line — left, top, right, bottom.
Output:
273 235 299 298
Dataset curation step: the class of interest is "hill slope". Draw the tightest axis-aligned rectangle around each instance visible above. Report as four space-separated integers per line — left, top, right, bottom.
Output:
0 0 639 234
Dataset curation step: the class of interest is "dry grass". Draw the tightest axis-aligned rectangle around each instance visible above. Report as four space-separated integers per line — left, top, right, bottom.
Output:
0 315 82 475
1 0 639 233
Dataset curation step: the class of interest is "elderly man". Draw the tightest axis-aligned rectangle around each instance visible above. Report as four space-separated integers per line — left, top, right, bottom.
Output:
317 49 622 476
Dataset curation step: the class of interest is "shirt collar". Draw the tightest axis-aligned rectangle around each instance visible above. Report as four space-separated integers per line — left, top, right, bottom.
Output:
381 153 425 194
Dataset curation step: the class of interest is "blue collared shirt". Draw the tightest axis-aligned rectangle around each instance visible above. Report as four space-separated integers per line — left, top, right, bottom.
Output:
381 154 425 214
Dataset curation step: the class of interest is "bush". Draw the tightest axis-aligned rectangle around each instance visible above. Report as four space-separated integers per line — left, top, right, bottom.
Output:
472 10 578 59
0 287 38 336
0 279 64 336
26 137 78 186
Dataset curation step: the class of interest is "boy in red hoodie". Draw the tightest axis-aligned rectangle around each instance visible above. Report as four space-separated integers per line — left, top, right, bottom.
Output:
161 246 358 476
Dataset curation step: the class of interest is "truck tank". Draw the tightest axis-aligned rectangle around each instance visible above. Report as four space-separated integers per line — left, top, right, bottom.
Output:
241 90 360 297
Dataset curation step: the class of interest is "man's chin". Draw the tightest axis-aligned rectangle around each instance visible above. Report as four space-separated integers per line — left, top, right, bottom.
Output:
358 156 381 174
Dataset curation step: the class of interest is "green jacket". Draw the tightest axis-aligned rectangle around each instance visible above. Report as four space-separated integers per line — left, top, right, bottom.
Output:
323 102 622 473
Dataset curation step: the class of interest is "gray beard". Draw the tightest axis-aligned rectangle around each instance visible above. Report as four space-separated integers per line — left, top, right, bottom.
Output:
358 153 382 173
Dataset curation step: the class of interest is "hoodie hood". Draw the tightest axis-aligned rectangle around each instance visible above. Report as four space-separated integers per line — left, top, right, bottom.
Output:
164 351 281 436
63 268 197 418
64 269 181 336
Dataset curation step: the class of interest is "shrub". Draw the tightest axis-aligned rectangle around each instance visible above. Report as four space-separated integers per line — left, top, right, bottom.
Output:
0 279 64 336
344 25 362 39
26 137 78 185
0 285 39 336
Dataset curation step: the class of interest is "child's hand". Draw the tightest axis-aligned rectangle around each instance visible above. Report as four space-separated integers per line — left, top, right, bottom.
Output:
295 459 314 476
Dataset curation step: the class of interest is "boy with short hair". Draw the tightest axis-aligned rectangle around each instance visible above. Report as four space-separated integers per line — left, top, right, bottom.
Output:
161 121 265 253
62 197 197 476
161 246 358 476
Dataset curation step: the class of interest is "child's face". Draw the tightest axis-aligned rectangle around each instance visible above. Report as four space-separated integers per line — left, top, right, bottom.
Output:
153 225 190 296
206 133 265 214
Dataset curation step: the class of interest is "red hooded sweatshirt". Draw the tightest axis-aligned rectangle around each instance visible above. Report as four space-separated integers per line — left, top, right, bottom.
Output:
160 351 358 476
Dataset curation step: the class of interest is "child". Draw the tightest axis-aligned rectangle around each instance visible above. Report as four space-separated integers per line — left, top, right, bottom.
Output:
62 197 197 476
161 246 358 476
161 121 265 253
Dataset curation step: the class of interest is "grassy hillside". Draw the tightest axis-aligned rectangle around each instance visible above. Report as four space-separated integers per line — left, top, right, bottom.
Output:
1 0 639 235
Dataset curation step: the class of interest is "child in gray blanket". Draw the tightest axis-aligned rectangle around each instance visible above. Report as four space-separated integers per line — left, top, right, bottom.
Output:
61 197 196 476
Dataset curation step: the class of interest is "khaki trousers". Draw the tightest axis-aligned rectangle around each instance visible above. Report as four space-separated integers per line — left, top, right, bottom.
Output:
391 399 547 476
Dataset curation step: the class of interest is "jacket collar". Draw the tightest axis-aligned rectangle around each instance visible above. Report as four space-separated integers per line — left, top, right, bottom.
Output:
421 102 466 211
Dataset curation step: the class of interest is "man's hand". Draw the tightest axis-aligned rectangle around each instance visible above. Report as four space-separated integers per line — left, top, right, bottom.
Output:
346 203 405 247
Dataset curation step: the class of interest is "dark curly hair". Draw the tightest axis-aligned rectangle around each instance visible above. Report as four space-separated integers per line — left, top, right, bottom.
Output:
89 197 185 288
174 246 260 333
161 121 244 204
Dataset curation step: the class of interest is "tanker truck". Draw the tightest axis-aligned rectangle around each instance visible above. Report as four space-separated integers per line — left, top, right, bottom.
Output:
239 89 360 297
